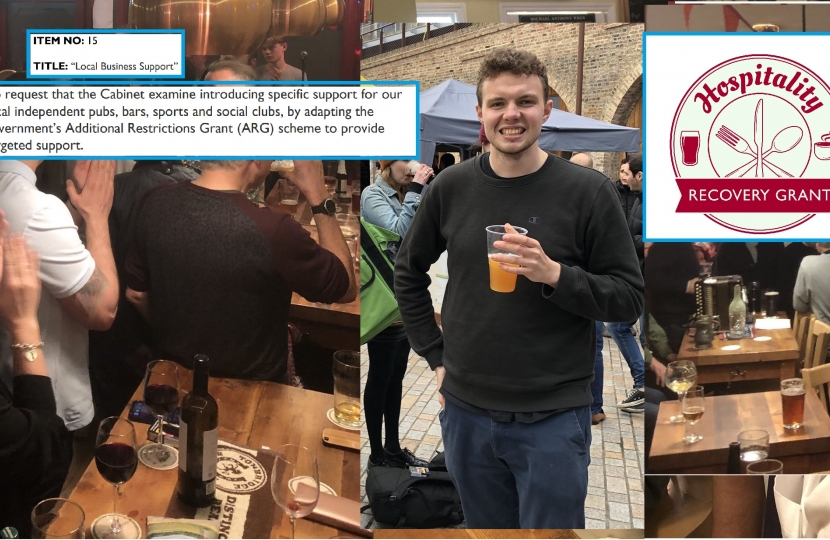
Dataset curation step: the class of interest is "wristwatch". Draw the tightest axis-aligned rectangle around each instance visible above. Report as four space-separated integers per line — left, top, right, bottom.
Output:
311 199 337 216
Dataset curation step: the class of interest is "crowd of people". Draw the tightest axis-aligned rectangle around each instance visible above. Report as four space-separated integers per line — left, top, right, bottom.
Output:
361 47 644 529
0 60 357 534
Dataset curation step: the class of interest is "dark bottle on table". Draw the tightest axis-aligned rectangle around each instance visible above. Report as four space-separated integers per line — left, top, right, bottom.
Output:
177 354 219 507
727 441 742 474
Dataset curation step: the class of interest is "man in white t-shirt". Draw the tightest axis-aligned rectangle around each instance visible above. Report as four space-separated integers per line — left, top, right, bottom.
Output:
0 160 120 432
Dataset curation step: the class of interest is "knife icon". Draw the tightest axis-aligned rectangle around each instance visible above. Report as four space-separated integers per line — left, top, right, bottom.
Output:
754 99 763 177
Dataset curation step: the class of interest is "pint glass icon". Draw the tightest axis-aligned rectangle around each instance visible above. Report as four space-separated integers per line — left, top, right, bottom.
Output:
681 131 700 166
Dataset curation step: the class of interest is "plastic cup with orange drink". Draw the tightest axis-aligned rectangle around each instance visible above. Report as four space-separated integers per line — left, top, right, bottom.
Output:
486 225 527 293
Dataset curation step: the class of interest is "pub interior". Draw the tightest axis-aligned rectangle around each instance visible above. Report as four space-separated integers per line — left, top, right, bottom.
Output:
644 241 830 477
0 0 373 535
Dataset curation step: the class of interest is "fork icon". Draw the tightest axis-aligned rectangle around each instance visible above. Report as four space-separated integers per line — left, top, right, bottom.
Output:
716 126 792 177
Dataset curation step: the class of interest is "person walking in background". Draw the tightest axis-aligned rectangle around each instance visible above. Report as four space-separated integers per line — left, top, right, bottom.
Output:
361 160 434 469
570 153 606 425
395 48 643 528
609 154 645 412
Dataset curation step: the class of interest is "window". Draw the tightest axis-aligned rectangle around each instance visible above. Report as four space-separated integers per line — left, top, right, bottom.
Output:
498 2 618 23
416 3 468 23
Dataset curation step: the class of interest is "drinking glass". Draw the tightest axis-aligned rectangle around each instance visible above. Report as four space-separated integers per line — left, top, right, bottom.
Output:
138 360 179 470
92 418 141 539
279 180 300 218
682 385 705 444
738 429 770 469
666 360 697 423
333 350 361 427
485 225 528 293
31 499 85 539
271 444 320 539
336 213 358 244
781 378 806 430
680 130 700 166
746 459 783 475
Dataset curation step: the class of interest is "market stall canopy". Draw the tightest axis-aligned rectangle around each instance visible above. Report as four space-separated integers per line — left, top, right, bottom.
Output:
419 79 641 161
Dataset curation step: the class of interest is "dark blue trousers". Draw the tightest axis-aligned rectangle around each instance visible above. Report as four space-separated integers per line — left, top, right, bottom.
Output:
439 399 591 528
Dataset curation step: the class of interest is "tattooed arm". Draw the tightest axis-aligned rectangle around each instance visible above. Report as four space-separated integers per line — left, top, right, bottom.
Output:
57 218 119 330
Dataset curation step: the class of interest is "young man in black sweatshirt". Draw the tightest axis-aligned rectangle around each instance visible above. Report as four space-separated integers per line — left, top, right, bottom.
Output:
394 48 644 529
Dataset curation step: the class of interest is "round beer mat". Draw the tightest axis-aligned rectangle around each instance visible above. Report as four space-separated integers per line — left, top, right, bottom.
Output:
289 476 337 497
753 336 772 341
138 444 179 470
326 408 362 431
721 345 741 351
91 514 141 539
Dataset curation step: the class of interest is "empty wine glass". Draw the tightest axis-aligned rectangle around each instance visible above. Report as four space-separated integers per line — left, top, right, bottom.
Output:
91 417 141 539
271 444 320 539
682 385 706 444
666 360 697 423
138 360 179 470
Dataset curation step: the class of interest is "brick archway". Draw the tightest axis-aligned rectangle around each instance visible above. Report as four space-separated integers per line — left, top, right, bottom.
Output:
610 73 643 126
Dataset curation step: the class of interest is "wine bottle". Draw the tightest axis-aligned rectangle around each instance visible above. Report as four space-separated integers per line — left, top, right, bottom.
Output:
177 355 219 507
727 441 742 474
727 283 747 339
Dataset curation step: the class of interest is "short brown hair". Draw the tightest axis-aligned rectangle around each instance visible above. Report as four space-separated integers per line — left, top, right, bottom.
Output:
262 35 287 49
476 48 549 106
205 60 256 81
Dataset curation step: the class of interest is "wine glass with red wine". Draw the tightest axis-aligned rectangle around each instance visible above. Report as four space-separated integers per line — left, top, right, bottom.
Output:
138 360 180 470
271 444 320 539
91 417 141 539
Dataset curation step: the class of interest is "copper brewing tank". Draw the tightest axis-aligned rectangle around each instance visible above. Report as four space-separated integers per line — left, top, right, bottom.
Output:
324 0 345 27
129 0 273 55
271 0 328 36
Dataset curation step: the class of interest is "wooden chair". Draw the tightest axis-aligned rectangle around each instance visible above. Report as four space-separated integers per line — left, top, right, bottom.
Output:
801 362 830 413
803 318 830 370
794 310 815 368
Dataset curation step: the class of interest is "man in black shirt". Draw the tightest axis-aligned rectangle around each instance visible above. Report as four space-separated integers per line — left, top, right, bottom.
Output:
394 49 643 529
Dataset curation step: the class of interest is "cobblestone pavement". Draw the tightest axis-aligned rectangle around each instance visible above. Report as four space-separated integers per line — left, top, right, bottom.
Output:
359 333 645 529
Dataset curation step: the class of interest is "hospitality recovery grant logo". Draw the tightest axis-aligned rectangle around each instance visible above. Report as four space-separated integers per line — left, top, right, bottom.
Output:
670 54 830 234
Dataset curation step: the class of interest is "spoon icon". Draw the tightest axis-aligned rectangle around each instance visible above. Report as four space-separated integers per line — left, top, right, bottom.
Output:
727 126 802 177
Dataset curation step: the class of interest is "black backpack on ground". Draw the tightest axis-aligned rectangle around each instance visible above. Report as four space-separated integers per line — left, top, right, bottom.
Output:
363 452 463 528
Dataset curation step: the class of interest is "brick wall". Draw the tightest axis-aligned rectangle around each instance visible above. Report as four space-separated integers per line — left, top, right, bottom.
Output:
361 23 644 180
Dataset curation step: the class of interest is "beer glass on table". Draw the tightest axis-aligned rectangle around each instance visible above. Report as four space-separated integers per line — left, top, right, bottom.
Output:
31 499 86 539
486 225 527 293
746 459 784 474
666 360 697 423
682 385 706 444
738 429 770 471
781 378 806 430
332 350 361 427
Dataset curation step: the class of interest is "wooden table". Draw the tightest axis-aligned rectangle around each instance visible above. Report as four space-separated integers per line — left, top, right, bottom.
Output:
374 531 579 539
676 325 799 385
649 390 830 474
67 371 361 538
374 530 642 539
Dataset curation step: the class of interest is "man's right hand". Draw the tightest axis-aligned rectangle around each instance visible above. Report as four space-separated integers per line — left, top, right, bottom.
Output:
281 160 328 206
435 366 446 409
66 160 116 224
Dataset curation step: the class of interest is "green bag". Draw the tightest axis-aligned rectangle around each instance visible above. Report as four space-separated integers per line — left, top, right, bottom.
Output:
360 218 402 344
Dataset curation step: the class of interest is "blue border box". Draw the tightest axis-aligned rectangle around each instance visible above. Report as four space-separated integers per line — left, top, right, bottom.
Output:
26 29 186 80
0 80 420 160
642 31 830 242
